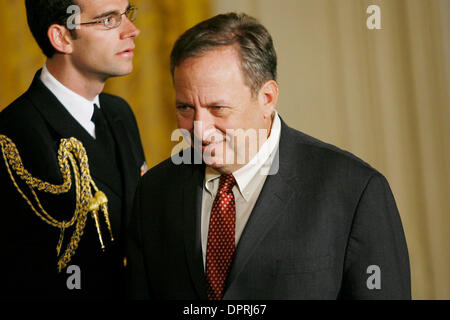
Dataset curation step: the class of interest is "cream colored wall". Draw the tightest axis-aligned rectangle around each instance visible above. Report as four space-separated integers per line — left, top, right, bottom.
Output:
213 0 449 300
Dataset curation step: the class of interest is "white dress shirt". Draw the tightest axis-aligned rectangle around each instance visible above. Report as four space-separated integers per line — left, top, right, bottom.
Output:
40 64 100 138
201 112 282 268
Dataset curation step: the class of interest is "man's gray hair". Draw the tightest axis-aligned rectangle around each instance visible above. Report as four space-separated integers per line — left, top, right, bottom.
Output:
170 12 277 97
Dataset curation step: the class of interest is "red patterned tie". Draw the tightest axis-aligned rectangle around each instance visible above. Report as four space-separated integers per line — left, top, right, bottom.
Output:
206 174 237 300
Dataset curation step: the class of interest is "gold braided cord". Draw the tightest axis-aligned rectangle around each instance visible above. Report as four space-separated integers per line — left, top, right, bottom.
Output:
0 135 113 272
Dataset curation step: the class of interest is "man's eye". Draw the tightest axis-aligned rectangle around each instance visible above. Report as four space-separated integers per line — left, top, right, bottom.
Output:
103 16 113 26
177 105 190 111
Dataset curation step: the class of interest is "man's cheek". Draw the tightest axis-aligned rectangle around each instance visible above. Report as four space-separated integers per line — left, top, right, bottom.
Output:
177 118 194 132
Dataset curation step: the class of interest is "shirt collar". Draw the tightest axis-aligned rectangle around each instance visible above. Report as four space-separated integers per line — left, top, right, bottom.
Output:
204 111 282 201
40 64 100 137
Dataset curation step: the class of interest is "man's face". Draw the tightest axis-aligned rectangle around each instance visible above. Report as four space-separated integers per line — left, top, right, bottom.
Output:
174 46 274 174
70 0 140 81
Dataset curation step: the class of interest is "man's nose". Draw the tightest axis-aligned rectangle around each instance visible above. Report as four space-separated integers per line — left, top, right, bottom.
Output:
120 16 140 39
193 108 214 140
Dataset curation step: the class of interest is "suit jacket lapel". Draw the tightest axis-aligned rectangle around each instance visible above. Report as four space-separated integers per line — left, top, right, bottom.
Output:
224 170 295 296
99 98 139 226
223 120 299 297
182 156 209 300
26 71 93 143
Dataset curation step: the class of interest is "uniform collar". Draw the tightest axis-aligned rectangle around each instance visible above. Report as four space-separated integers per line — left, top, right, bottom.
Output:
40 64 100 137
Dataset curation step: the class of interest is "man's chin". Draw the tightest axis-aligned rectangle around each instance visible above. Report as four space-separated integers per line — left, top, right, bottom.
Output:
203 155 225 167
107 65 134 78
109 71 132 78
203 156 236 174
203 156 221 167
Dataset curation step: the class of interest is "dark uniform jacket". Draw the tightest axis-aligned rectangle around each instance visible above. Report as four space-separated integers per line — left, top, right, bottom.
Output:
0 70 145 299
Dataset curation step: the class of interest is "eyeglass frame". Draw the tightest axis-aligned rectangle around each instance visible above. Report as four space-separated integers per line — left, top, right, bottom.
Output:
74 5 138 30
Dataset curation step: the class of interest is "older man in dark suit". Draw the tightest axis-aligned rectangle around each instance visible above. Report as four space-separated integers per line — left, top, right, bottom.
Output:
127 13 410 300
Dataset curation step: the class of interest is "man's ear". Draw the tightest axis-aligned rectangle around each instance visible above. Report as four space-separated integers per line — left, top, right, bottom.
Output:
258 80 279 119
47 24 75 54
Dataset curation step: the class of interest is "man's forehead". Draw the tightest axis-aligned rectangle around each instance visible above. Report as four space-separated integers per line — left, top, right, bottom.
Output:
173 49 252 105
176 48 243 80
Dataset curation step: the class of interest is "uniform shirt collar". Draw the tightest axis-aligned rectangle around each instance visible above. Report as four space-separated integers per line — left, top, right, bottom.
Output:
205 111 281 201
40 64 100 137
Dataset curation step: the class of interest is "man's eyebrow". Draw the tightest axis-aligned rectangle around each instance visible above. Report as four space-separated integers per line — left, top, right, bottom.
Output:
92 4 131 20
204 101 229 107
176 101 193 107
92 10 119 20
175 101 229 108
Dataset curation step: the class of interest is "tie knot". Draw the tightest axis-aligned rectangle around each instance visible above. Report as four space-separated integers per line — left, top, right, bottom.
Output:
218 174 236 193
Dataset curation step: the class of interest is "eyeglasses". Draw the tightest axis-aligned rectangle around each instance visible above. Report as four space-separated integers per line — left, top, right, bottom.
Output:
78 6 138 30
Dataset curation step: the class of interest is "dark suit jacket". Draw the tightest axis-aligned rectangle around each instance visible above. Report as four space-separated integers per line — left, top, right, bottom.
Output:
0 70 145 299
127 119 411 300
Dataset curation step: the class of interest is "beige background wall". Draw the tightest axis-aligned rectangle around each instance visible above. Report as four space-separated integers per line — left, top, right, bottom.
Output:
213 0 449 299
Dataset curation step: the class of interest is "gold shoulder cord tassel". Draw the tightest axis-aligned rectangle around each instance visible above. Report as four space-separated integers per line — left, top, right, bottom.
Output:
0 135 114 272
88 190 114 251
